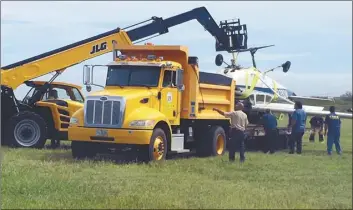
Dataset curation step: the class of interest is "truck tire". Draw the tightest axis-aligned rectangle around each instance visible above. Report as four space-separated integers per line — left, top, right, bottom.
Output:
196 126 226 157
138 128 167 162
5 111 47 149
71 141 98 160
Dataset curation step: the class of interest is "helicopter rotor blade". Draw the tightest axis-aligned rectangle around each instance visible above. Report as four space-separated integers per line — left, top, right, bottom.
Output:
232 44 275 53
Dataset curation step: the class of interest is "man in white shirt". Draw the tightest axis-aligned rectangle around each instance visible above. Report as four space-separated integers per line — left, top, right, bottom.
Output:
213 102 249 162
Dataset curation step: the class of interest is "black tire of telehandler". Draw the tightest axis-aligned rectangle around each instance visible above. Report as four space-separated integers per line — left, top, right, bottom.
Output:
137 128 168 163
1 136 9 146
196 126 226 157
5 111 47 149
71 141 98 160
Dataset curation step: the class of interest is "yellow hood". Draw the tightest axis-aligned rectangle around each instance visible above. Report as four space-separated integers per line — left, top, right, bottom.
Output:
88 87 159 99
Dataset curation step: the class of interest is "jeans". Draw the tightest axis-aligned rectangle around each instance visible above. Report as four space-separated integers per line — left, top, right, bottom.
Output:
327 133 341 154
309 126 324 142
264 129 277 154
228 128 245 162
289 131 304 154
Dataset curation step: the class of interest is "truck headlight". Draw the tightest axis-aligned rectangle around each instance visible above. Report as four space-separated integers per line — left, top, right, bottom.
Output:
129 120 155 127
70 117 79 125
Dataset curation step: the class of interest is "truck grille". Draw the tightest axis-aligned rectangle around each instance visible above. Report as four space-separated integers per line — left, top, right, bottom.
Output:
84 96 125 128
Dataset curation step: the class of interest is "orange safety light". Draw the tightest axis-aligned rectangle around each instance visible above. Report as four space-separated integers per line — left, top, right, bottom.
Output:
145 42 154 46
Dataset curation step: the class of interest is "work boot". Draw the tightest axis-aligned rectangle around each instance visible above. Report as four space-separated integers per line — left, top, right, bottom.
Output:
319 134 324 143
309 134 315 142
50 139 60 149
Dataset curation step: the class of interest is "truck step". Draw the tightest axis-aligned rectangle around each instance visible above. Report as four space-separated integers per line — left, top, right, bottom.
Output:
171 133 187 152
172 149 190 153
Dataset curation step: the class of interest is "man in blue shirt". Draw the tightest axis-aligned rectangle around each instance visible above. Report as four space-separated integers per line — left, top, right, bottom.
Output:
261 109 278 154
324 106 342 155
289 101 307 154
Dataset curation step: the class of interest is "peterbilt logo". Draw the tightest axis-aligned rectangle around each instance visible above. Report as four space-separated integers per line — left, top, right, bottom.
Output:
100 96 108 101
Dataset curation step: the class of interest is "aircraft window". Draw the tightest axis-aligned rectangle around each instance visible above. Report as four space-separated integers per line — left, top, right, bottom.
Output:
265 95 272 103
256 95 265 104
249 95 255 104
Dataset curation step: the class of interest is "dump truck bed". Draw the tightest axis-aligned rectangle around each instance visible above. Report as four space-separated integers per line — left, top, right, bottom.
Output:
181 70 235 120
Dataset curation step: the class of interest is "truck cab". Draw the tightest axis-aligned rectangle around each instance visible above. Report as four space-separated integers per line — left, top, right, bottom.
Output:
69 53 184 160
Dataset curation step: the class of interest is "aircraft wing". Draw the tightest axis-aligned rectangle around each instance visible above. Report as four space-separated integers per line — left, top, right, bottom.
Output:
288 95 335 102
252 105 352 119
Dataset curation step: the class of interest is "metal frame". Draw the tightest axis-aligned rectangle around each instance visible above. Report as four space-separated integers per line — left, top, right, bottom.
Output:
83 95 126 129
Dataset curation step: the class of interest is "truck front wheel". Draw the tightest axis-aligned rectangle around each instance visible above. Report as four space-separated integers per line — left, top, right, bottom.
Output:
137 128 167 163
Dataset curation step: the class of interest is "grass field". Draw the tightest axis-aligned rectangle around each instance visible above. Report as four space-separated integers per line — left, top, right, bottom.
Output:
1 119 352 209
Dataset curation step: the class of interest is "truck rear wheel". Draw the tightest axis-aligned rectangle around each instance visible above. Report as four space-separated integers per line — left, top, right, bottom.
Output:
196 125 226 157
71 141 98 160
5 111 47 149
137 128 167 163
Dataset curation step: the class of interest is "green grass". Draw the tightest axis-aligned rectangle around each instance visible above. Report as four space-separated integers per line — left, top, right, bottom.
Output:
1 120 352 209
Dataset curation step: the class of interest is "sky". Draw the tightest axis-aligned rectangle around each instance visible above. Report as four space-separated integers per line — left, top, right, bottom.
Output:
1 1 352 99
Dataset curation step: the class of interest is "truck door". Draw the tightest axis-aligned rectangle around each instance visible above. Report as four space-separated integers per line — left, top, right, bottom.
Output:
159 69 178 124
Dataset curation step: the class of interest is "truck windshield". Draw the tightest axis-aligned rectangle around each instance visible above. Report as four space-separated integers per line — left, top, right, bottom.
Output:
106 65 161 87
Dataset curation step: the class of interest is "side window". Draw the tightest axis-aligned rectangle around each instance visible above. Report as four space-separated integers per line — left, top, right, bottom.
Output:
162 70 176 87
56 88 71 100
72 88 84 102
43 87 71 100
22 87 36 103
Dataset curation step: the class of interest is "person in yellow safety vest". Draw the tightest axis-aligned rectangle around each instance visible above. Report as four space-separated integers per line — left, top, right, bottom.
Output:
309 115 324 143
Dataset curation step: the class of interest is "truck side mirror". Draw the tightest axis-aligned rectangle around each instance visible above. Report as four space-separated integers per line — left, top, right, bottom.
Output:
83 65 93 92
86 85 92 92
282 61 291 73
176 69 185 92
83 65 92 85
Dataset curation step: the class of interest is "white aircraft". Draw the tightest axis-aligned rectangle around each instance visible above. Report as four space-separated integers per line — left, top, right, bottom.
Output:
213 45 352 124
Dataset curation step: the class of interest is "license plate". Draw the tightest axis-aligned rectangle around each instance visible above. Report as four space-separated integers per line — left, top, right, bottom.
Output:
96 129 108 137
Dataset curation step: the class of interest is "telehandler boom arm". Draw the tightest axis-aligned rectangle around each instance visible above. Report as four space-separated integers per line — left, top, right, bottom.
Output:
1 7 248 90
1 30 132 90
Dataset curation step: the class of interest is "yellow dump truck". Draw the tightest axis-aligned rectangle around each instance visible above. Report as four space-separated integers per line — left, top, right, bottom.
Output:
68 44 237 161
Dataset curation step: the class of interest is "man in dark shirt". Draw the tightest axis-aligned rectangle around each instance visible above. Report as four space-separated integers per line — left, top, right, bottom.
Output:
324 106 342 155
261 109 278 154
289 101 307 154
309 115 324 143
